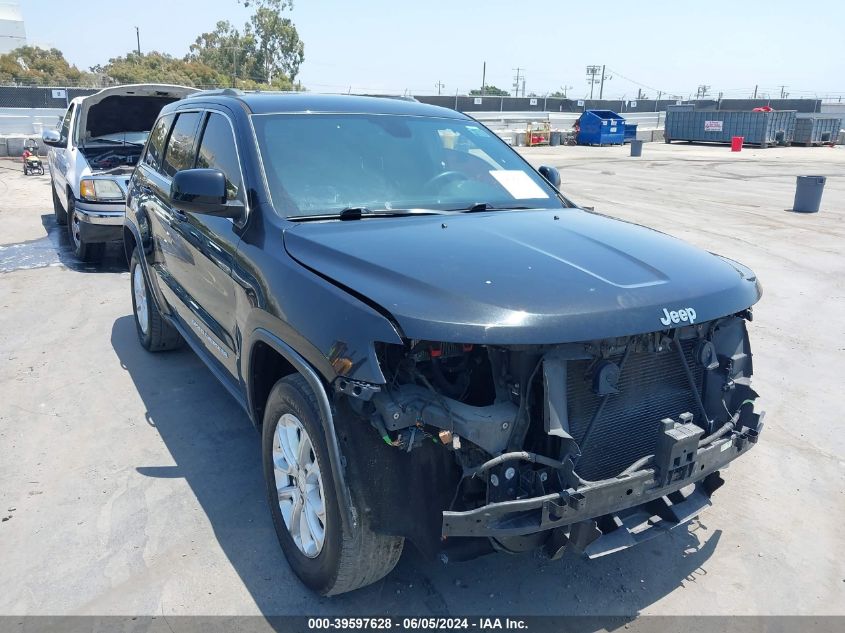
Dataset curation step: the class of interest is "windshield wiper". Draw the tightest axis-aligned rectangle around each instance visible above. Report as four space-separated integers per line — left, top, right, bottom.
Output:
288 207 452 222
450 202 536 213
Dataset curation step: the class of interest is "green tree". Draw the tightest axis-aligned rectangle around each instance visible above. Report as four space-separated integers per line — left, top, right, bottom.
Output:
469 85 509 96
189 20 260 86
249 0 304 83
190 2 304 88
101 52 227 87
0 46 94 85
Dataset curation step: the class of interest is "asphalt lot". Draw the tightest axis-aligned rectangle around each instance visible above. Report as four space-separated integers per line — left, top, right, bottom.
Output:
0 143 843 617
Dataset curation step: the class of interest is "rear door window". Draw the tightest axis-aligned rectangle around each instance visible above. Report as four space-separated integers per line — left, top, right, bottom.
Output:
161 111 202 178
144 114 175 174
195 112 243 201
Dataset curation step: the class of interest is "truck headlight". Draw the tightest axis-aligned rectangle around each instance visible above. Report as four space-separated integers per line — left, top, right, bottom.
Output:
79 178 124 201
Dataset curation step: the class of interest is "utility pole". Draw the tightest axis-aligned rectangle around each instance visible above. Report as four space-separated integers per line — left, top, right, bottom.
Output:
512 68 523 97
752 84 758 99
779 85 788 99
135 26 141 56
481 61 486 96
599 64 606 99
586 65 601 100
435 80 445 96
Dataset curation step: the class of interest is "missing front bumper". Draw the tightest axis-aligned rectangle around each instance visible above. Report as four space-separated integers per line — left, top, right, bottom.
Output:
442 420 761 540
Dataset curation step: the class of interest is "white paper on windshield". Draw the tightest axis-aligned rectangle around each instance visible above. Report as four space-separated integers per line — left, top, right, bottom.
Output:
490 170 549 200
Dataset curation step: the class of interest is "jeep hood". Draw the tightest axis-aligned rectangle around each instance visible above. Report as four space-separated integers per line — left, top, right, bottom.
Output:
283 209 762 343
78 84 197 142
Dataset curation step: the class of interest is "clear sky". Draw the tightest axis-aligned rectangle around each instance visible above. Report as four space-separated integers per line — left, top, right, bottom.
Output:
18 0 845 99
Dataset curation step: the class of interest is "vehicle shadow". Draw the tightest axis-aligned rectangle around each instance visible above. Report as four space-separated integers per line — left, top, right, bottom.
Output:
40 213 127 272
0 213 125 274
112 314 719 621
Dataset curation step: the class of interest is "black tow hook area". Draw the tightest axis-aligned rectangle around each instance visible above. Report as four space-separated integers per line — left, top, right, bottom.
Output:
654 414 703 487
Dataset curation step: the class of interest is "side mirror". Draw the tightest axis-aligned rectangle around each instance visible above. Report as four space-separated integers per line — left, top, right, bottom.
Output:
538 165 561 189
170 169 244 219
42 129 62 147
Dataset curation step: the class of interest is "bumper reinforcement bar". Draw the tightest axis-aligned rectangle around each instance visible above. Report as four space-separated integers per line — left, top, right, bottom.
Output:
442 418 762 539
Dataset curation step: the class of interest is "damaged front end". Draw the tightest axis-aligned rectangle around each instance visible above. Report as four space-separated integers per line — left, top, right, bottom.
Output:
337 312 763 560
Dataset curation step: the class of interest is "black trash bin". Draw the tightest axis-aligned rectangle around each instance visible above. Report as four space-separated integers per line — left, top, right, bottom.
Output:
630 139 644 157
792 175 826 213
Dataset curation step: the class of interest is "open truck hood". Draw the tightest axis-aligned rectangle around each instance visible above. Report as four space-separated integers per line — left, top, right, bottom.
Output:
283 208 762 343
78 84 197 143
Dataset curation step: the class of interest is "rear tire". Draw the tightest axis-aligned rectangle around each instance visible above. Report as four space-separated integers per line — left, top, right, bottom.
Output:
52 184 67 225
262 374 403 596
130 248 182 352
67 196 103 262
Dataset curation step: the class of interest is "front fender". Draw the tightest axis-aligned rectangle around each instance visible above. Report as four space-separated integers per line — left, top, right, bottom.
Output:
244 327 358 532
232 237 404 386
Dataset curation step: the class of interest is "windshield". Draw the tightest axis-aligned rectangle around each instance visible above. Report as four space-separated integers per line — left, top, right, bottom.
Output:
251 113 565 218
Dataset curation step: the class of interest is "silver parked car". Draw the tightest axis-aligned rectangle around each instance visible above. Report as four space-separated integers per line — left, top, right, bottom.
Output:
42 84 196 261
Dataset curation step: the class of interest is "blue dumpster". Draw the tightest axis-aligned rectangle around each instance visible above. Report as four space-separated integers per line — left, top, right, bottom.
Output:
577 110 626 145
624 122 638 143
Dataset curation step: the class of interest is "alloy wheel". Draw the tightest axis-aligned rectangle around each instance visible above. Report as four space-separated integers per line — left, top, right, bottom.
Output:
70 209 82 249
133 265 149 336
272 413 327 558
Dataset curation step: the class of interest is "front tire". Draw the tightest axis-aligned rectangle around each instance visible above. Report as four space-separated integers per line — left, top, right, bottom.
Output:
52 185 67 225
67 196 103 262
129 248 182 352
262 374 403 596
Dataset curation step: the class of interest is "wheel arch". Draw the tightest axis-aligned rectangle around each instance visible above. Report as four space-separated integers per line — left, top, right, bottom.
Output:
123 225 137 267
247 328 357 531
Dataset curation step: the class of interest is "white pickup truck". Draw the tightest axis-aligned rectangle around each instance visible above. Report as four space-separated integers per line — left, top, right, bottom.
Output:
42 84 196 261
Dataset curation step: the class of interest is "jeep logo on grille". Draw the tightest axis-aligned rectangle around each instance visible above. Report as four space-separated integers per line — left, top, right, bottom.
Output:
660 307 697 326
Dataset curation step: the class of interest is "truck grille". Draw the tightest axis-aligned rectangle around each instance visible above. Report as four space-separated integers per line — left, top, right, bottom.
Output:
567 340 704 481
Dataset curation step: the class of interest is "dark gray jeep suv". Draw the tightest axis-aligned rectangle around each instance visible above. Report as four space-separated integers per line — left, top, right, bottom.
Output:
124 91 764 596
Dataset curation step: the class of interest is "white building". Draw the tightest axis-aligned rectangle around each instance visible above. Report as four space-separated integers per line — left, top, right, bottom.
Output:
0 1 26 55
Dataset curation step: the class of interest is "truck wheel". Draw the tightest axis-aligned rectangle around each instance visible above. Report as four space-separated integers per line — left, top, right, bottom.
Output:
67 196 103 262
130 248 182 352
52 185 67 225
262 374 404 595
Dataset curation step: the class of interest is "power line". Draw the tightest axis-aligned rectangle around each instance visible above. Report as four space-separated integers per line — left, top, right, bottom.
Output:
603 67 681 99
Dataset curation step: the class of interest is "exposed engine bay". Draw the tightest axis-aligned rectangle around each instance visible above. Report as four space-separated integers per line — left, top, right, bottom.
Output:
80 145 143 174
337 312 763 560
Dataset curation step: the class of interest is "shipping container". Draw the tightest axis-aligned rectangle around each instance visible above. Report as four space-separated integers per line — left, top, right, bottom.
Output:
793 115 842 146
577 110 625 146
664 109 797 148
